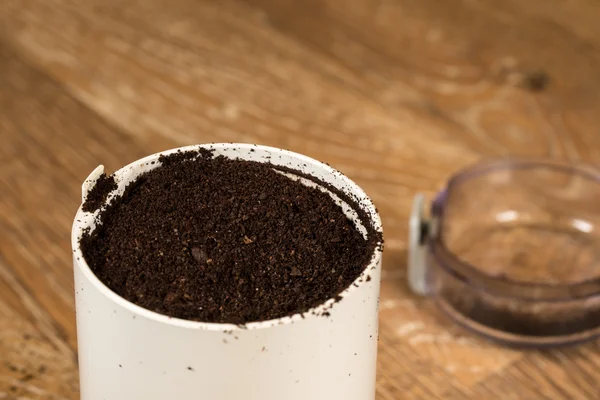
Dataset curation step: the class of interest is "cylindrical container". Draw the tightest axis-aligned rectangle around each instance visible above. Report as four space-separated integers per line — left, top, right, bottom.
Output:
72 144 383 400
409 158 600 347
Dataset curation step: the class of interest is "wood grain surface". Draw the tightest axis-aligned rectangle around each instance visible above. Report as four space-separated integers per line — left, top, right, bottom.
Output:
1 0 600 398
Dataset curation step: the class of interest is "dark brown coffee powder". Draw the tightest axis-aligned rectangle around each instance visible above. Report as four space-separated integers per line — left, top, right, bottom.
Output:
80 149 382 324
82 173 117 212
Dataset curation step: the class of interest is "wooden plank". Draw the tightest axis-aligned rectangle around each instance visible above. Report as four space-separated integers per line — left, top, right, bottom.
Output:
0 258 78 398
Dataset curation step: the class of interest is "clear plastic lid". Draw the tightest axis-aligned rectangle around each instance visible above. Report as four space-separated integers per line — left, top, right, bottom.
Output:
409 158 600 347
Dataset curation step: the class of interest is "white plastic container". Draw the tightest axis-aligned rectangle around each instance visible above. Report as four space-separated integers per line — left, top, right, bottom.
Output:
72 144 383 400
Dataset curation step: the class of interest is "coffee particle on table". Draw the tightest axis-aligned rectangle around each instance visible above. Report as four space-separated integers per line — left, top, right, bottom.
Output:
520 70 550 92
82 173 117 212
5 363 18 373
80 148 382 324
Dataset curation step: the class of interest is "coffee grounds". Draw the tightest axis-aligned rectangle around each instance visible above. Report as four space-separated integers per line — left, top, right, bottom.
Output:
80 149 381 324
82 173 117 212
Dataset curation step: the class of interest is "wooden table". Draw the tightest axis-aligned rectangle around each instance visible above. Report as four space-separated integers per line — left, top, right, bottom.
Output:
1 0 600 398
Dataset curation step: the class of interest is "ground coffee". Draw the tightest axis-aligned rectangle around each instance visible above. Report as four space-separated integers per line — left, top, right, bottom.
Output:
80 149 382 324
82 173 117 212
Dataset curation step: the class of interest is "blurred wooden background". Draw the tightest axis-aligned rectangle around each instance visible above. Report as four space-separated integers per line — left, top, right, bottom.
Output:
1 0 600 398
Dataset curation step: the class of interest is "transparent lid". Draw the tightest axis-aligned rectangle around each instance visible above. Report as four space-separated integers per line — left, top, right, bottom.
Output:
409 158 600 347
